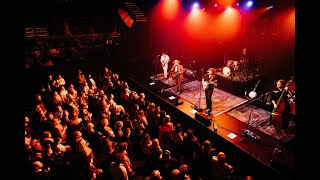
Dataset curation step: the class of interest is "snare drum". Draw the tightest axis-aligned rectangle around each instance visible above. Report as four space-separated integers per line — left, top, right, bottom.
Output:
233 61 239 67
226 60 234 67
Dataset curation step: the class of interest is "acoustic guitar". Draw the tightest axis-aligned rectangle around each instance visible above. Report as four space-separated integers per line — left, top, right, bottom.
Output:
170 65 183 79
271 76 294 129
170 71 180 79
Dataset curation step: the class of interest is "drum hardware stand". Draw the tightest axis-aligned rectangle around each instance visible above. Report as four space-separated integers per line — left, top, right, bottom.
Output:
239 62 248 81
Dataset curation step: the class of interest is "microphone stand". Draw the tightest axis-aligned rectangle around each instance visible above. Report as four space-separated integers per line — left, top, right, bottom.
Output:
167 68 170 89
168 64 174 88
193 68 204 112
238 106 254 143
238 92 269 143
152 55 159 83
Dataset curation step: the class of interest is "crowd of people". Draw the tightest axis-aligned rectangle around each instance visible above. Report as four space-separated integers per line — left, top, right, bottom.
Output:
24 63 255 180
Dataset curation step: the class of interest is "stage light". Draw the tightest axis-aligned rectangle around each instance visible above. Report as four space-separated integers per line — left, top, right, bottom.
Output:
246 1 253 8
268 5 273 9
192 2 199 9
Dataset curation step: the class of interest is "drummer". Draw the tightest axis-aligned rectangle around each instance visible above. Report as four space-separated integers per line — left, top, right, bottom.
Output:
240 47 249 67
240 48 248 63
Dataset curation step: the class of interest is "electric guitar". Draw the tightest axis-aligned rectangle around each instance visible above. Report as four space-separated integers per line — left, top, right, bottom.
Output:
161 56 170 67
202 79 217 89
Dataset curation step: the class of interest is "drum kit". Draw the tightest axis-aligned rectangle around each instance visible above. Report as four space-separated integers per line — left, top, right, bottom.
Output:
222 58 248 77
184 68 197 79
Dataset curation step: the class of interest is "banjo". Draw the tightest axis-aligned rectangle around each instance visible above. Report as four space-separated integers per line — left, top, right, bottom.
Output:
248 79 261 98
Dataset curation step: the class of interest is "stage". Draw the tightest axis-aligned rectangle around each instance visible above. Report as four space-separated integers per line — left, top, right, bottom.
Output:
128 71 296 180
23 51 296 179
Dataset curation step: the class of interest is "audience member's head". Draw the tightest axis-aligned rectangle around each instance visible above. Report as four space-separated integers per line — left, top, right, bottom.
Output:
118 142 128 152
202 140 212 151
245 175 254 180
180 164 189 177
170 169 180 180
163 150 171 160
186 129 194 138
175 123 182 132
217 151 226 163
32 161 43 172
148 170 163 180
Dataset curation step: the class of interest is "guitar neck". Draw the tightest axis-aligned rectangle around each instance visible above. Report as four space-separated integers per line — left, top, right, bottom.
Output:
253 80 261 91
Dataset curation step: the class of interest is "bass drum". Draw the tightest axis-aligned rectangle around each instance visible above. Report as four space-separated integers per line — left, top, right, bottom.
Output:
222 66 234 76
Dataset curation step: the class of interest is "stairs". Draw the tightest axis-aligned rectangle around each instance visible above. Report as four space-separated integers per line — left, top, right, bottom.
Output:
124 1 148 23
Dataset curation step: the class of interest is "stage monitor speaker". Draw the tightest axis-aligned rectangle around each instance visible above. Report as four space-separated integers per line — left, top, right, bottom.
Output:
195 112 212 127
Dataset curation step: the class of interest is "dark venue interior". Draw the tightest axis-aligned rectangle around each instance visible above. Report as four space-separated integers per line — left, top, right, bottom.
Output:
21 0 302 180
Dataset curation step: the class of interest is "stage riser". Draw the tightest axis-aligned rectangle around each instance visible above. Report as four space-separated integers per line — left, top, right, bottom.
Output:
215 75 256 97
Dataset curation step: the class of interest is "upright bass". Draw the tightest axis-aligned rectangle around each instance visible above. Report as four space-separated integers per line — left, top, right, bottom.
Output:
271 76 294 130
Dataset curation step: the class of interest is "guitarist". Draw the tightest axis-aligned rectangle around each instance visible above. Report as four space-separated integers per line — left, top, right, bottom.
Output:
266 79 294 132
160 52 170 79
170 60 184 94
202 68 218 115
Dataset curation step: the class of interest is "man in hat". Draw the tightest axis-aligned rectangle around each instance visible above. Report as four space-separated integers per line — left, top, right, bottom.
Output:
170 60 184 94
202 68 218 115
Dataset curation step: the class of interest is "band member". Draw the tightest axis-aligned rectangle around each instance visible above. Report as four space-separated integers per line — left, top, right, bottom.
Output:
266 78 294 133
239 47 249 74
170 60 184 94
160 52 170 79
202 68 218 115
240 48 248 63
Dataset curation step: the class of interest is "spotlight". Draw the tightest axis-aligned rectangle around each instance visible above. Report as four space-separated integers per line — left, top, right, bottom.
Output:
192 2 199 9
246 1 253 8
